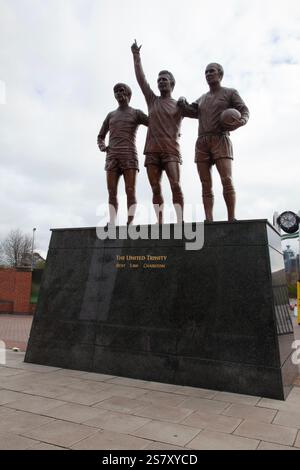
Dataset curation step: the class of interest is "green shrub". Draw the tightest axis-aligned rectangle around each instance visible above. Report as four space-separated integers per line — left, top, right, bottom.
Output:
30 293 38 304
288 284 297 298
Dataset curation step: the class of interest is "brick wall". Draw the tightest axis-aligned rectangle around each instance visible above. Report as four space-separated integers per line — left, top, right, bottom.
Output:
0 269 16 299
0 301 13 313
0 268 32 314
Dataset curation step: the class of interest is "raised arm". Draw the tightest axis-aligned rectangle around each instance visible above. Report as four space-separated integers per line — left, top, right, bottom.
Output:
97 114 110 152
131 40 155 104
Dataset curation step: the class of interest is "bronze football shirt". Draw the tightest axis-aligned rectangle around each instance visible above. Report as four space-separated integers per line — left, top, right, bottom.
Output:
98 106 148 159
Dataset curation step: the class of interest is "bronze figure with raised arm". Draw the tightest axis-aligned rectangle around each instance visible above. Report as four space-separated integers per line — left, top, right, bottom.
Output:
131 40 192 224
178 63 249 222
97 83 148 225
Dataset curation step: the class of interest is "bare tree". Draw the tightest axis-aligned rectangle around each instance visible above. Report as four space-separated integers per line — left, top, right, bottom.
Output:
0 229 33 268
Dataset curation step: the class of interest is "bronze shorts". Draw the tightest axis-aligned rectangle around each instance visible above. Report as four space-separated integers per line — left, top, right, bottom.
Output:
105 157 139 173
195 134 233 164
144 153 182 168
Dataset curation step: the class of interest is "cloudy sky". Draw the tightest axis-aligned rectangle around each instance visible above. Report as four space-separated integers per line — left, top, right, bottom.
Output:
1 0 299 255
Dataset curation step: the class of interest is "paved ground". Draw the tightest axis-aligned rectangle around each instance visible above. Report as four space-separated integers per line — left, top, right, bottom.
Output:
0 314 300 450
0 315 33 351
0 351 300 450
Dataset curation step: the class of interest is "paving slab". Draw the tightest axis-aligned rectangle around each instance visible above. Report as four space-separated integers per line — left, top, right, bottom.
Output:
0 372 45 391
54 389 114 406
5 395 66 414
0 431 39 450
223 403 277 423
0 410 55 434
106 377 153 388
213 391 260 406
0 389 29 405
22 420 98 447
180 386 218 399
138 390 187 407
71 430 150 450
186 430 259 450
83 410 151 434
132 420 201 447
234 419 297 446
258 441 298 450
273 410 300 428
103 384 148 399
43 403 108 424
146 381 195 394
0 367 29 378
179 397 229 414
133 403 193 423
0 406 16 417
181 410 242 433
77 372 116 382
93 396 148 414
21 383 75 399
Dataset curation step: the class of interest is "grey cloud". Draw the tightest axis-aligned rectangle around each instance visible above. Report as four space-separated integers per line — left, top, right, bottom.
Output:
1 0 300 254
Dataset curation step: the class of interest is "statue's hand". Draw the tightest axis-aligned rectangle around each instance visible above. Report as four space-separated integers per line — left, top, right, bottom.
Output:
177 96 188 108
98 142 108 152
131 39 142 55
222 116 245 131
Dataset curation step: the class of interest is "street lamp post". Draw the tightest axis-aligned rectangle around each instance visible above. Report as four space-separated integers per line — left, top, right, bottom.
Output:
31 228 36 271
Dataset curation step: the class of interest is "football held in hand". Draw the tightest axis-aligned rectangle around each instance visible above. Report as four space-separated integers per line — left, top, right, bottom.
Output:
220 108 241 130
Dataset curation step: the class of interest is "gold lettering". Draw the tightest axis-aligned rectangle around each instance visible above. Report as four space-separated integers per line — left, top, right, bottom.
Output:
146 255 167 261
143 264 166 269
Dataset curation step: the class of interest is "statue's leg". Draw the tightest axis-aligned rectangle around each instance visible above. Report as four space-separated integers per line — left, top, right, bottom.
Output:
215 158 236 222
123 169 137 225
146 164 164 224
164 162 184 223
196 162 214 222
106 170 120 224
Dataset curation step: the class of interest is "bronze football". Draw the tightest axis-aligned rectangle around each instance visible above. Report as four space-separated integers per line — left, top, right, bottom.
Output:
220 108 241 127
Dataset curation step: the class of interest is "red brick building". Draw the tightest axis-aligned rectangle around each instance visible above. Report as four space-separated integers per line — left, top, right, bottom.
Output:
0 268 33 314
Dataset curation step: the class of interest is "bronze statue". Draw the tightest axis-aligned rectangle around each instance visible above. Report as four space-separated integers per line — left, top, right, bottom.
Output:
178 63 249 222
131 40 191 224
97 83 148 224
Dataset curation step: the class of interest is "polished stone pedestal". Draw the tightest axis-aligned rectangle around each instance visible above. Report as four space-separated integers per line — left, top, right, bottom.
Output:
25 220 298 399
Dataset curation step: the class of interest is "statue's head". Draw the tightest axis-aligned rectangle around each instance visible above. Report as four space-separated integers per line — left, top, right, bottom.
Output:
113 83 132 103
205 63 224 85
157 70 175 93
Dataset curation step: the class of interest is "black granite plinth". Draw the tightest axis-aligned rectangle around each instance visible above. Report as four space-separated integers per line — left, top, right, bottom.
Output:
25 220 298 399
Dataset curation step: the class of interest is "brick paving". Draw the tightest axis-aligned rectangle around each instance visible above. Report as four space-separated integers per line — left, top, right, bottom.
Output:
0 315 33 351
